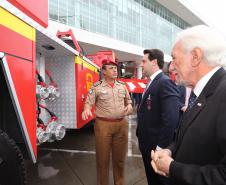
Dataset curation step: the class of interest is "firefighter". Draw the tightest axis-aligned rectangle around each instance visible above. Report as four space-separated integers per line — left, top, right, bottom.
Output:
82 58 133 185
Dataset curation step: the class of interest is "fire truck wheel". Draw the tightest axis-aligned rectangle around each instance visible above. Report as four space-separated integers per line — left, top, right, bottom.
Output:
0 130 26 185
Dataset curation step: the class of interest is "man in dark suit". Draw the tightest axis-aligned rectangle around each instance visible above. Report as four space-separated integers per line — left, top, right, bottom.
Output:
137 49 181 185
151 25 226 185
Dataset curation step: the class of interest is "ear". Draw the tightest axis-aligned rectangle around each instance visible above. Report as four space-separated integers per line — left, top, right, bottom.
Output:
152 59 158 66
191 47 203 67
102 68 106 75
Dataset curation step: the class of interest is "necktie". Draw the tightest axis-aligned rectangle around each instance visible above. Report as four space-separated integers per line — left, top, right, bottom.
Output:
188 90 197 110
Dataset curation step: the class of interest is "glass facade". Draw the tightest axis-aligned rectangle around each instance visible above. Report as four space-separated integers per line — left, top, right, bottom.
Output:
49 0 190 54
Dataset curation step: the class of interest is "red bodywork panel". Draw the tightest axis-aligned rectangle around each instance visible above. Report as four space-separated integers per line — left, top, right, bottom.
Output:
0 8 37 158
5 55 37 156
75 56 99 128
0 25 33 60
7 0 48 28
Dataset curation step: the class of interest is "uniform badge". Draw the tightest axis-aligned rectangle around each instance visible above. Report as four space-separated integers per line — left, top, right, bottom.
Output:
147 94 151 110
89 88 94 94
93 80 102 87
197 103 202 106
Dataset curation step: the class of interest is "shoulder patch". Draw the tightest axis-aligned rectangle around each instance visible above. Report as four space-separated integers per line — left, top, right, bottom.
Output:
89 88 94 94
93 80 102 87
116 80 125 85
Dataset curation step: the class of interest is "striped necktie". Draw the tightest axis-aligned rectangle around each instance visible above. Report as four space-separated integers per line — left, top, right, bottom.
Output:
187 90 197 110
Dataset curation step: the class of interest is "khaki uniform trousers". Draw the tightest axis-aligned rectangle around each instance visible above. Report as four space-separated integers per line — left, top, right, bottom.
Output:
94 118 128 185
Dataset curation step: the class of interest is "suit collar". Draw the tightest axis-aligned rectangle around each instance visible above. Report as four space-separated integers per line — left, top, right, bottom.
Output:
184 67 226 117
139 72 163 109
199 67 226 98
153 71 163 81
144 72 163 96
193 66 221 97
150 69 162 81
179 67 226 140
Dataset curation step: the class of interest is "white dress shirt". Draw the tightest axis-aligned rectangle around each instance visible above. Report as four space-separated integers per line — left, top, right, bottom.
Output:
142 70 162 97
193 66 221 97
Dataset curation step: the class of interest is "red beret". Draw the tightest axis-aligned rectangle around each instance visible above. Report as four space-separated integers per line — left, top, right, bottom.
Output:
102 58 117 66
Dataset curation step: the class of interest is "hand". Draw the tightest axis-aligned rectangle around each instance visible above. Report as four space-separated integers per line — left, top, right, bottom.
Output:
124 104 133 116
151 149 173 177
181 105 188 112
82 109 93 120
151 148 172 161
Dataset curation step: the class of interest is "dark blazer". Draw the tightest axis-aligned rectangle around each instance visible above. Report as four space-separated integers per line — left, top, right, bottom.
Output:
137 72 181 149
169 68 226 185
178 85 186 108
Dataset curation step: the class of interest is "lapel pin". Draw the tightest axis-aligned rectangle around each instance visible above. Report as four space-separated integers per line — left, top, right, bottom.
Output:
197 103 202 106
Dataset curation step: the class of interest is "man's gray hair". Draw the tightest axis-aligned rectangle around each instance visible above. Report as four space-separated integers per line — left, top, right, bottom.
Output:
175 25 226 67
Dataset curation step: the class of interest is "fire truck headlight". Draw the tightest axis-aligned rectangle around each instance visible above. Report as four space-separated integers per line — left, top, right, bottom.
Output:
37 127 50 144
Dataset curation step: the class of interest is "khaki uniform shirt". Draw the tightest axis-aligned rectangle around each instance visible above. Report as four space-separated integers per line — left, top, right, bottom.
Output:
85 79 132 119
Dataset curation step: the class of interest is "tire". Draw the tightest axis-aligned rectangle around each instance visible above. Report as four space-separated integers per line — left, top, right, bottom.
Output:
0 130 26 185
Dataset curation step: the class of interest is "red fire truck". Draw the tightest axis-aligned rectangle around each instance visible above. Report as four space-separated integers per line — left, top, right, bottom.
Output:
0 1 146 184
0 1 100 184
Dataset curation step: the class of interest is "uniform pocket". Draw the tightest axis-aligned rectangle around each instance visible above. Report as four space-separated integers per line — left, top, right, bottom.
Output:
99 92 111 100
99 94 110 99
118 89 126 98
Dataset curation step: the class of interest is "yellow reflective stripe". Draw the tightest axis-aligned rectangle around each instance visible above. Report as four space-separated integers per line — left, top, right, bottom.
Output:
75 56 99 73
0 7 36 41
